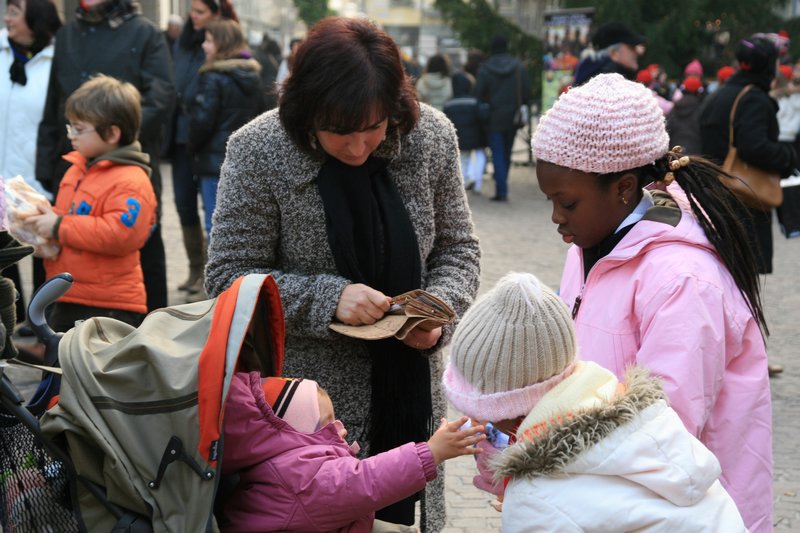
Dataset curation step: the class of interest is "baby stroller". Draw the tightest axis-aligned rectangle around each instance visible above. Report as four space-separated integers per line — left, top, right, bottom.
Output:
0 271 285 532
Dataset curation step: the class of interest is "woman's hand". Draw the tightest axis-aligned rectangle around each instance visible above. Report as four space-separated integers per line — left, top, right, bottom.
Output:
402 325 442 351
335 283 391 325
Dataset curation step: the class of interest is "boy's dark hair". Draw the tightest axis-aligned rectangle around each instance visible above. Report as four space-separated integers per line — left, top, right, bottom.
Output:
204 19 247 61
279 17 419 156
7 0 61 47
65 75 142 146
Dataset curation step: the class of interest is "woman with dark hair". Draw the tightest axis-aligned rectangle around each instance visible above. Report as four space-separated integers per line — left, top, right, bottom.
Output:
206 17 480 530
170 0 238 300
416 53 452 111
0 0 61 323
533 73 772 533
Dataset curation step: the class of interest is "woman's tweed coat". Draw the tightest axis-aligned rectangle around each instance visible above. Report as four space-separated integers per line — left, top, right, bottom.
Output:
206 104 481 531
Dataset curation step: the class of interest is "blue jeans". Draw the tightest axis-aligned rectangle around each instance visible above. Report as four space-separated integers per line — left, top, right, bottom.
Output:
171 144 201 227
200 175 220 236
488 130 516 198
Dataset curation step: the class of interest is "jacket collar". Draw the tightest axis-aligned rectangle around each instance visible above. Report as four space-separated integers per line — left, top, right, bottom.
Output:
581 185 712 279
63 142 151 176
0 29 54 59
199 57 262 74
492 364 664 480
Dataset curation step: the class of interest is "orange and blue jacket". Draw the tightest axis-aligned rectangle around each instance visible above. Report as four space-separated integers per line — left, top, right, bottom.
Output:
45 143 156 314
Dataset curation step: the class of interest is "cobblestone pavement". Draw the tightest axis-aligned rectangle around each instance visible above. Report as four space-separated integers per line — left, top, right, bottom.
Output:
15 151 797 530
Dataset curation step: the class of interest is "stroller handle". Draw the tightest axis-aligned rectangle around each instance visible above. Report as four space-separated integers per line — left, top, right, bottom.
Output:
28 273 73 349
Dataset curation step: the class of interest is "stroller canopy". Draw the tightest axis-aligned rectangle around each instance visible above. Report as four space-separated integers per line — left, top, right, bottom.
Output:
40 274 285 532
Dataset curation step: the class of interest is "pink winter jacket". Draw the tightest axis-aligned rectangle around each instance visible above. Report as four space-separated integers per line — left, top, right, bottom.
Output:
221 371 437 532
559 185 772 533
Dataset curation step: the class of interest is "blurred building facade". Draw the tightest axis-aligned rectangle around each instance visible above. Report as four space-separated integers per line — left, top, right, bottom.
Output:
31 0 557 66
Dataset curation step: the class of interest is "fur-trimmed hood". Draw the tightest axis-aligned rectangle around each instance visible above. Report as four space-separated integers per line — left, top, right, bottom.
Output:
493 364 726 507
493 365 664 479
199 57 261 75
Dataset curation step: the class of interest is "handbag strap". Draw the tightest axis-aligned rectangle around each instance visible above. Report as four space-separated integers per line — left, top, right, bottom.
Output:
727 84 754 151
516 64 522 108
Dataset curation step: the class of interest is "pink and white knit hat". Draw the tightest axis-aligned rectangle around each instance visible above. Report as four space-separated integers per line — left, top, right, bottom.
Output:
443 272 577 422
262 377 322 433
532 73 670 174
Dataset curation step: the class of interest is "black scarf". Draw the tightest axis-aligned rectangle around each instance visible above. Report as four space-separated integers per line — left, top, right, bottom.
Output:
317 155 433 455
8 39 46 85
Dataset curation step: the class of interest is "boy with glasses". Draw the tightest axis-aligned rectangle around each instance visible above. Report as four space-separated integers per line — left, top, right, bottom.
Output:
25 75 156 332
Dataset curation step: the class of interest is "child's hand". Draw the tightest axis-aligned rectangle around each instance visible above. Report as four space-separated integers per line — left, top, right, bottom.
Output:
26 211 59 240
427 416 485 465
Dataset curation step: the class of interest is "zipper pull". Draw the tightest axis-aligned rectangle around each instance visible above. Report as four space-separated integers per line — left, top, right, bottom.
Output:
571 295 582 319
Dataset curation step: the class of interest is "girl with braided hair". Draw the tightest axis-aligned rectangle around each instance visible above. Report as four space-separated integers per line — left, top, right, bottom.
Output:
532 73 772 533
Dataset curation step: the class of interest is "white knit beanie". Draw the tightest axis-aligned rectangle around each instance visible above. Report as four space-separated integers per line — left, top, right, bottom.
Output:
443 272 578 422
532 73 670 174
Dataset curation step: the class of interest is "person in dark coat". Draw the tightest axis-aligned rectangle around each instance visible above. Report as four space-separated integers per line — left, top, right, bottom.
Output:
573 22 646 86
253 34 281 110
474 35 530 202
188 19 262 239
169 0 238 298
700 34 796 276
443 72 488 192
35 0 174 312
666 76 705 155
700 34 796 379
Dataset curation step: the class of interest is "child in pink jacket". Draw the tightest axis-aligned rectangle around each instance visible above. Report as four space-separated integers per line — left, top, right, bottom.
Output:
220 372 484 532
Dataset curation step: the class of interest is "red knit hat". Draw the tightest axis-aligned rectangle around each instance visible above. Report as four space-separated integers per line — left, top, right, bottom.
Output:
636 68 653 85
717 65 736 83
261 377 321 433
682 77 703 94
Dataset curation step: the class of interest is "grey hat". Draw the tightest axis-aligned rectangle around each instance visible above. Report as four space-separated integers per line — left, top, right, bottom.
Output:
443 272 578 421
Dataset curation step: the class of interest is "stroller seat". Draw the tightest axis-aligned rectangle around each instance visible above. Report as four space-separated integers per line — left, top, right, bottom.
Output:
0 273 285 532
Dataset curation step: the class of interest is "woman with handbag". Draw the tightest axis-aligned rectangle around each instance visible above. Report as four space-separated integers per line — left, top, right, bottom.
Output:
700 34 796 276
533 73 772 533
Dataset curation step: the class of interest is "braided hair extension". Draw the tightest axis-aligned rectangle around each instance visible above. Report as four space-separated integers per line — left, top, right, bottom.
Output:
647 151 768 337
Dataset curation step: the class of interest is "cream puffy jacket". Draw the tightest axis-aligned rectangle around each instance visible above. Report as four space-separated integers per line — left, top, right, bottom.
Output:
495 362 747 532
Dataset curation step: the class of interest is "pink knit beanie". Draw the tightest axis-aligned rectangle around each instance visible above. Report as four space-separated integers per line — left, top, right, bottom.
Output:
532 73 670 174
684 58 703 78
443 272 577 422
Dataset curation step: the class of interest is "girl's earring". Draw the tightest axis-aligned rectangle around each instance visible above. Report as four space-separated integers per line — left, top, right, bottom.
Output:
620 196 629 205
310 133 318 150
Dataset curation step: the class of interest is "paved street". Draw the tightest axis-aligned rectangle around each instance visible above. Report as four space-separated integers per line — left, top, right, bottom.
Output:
12 142 798 529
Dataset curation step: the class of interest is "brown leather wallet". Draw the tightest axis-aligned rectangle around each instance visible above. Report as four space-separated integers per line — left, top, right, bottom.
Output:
329 289 455 341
